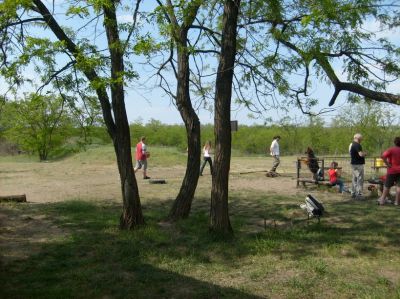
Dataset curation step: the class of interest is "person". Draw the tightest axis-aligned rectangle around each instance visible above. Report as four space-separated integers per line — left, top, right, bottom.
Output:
378 137 400 205
328 161 345 193
269 136 281 173
200 140 213 176
134 136 150 179
349 133 367 199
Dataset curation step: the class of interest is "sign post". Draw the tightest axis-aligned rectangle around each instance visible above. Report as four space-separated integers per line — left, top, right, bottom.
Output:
231 120 238 132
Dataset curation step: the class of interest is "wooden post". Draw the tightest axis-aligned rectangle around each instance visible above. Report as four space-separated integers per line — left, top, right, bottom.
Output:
296 158 301 187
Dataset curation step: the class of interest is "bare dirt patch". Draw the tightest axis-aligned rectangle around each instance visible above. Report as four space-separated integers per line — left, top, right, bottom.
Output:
0 156 304 203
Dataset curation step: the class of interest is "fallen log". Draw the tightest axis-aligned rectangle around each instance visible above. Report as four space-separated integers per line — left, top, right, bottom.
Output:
0 194 27 203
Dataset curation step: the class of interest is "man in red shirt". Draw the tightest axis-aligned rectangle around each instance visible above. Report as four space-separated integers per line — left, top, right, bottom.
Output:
134 136 150 179
378 137 400 205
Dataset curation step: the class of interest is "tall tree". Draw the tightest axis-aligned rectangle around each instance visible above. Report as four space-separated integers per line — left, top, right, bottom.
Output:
0 0 144 229
154 0 203 221
210 0 241 234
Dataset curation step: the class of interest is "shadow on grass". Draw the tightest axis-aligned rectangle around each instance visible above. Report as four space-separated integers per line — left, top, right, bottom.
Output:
0 201 262 299
2 195 400 298
226 193 400 259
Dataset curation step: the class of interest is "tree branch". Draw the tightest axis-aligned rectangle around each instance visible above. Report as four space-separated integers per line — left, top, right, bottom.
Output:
32 0 116 136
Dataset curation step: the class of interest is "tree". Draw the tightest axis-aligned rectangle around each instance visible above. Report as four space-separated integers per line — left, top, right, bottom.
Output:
234 0 400 115
68 95 104 149
209 0 241 235
0 0 144 229
334 101 399 154
154 0 203 221
194 0 399 234
2 93 72 160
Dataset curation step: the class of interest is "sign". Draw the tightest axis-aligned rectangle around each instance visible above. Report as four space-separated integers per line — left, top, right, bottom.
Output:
231 120 238 132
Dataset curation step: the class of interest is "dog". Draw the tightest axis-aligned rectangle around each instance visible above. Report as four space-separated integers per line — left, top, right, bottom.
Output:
305 147 320 181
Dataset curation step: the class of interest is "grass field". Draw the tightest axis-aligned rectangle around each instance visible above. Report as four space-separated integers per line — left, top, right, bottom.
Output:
1 146 399 298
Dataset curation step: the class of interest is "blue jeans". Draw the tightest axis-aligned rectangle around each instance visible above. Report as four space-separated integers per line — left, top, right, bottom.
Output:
332 179 344 193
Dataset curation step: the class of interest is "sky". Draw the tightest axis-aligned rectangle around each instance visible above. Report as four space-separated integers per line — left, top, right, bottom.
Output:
1 0 400 126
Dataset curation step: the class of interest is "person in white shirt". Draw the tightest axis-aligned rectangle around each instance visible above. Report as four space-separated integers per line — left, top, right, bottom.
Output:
200 140 213 176
269 136 281 173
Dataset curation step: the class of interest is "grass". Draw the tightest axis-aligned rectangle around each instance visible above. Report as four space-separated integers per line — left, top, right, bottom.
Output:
2 195 400 298
1 146 400 298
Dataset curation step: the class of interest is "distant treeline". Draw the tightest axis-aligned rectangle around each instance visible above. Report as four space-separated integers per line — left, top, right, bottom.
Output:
2 96 398 159
128 119 399 156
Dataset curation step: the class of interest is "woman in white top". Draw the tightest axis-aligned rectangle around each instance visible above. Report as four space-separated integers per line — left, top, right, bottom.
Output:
200 140 213 176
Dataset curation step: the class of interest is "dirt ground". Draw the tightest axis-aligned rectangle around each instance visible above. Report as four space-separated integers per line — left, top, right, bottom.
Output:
0 157 305 203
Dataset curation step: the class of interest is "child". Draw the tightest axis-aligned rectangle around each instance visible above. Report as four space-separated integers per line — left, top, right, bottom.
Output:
328 161 345 193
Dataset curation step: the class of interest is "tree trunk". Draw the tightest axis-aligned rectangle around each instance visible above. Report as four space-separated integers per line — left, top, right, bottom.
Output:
103 1 144 229
168 28 201 221
210 0 240 235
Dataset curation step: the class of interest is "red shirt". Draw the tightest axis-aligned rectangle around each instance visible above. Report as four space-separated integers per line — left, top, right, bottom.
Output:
382 146 400 174
328 169 338 183
135 142 147 161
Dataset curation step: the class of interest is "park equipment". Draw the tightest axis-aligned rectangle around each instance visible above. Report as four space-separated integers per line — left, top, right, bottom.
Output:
296 157 329 187
300 194 325 221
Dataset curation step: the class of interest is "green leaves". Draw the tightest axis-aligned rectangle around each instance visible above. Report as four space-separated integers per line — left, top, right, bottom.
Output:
66 6 90 18
2 93 70 160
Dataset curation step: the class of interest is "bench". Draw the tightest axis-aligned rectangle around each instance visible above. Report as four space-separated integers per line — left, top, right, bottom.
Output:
297 178 333 188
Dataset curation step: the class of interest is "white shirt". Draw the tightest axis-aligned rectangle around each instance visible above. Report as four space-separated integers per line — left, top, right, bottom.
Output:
270 139 280 156
142 143 147 154
204 146 211 157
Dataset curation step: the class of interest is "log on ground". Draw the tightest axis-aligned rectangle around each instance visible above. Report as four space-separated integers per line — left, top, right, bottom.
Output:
0 194 27 203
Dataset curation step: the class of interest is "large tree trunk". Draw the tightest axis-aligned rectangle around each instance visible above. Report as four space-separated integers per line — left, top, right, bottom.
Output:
168 28 201 221
114 130 144 229
210 0 240 235
103 1 144 229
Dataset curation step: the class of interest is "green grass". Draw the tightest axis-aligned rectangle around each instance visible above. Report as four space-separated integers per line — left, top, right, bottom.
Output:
2 193 400 298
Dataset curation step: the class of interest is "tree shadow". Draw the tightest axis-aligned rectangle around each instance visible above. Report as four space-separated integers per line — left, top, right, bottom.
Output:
2 194 400 298
1 201 263 298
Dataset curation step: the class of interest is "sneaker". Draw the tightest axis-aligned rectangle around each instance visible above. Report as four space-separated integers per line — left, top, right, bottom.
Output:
143 176 151 180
